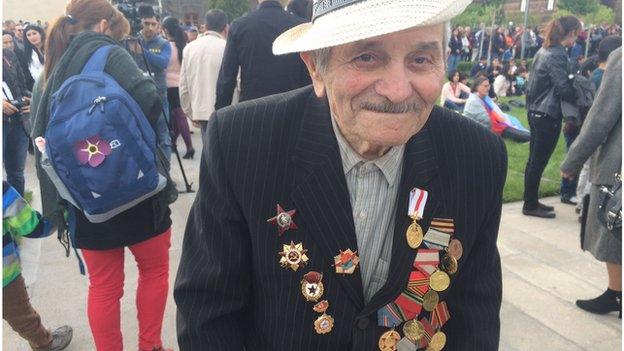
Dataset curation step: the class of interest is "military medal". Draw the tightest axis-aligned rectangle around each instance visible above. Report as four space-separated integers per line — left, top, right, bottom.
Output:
301 271 324 301
279 241 308 271
379 329 401 351
402 320 425 343
427 331 447 351
440 253 458 275
314 313 334 334
429 270 450 292
448 239 463 260
267 204 298 236
406 188 428 249
313 300 329 313
334 249 360 274
422 290 439 312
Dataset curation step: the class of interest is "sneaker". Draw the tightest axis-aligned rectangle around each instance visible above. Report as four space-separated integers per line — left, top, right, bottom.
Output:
40 326 72 351
522 207 556 218
561 196 578 205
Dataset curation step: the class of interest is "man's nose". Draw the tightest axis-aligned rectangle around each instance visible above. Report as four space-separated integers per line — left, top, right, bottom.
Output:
374 63 413 103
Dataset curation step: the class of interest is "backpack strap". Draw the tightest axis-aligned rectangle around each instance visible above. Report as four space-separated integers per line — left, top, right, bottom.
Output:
81 45 114 74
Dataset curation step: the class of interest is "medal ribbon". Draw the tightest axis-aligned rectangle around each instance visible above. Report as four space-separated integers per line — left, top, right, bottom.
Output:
414 249 440 276
418 318 435 349
423 229 451 250
408 188 428 219
431 301 451 329
429 218 455 233
377 302 404 327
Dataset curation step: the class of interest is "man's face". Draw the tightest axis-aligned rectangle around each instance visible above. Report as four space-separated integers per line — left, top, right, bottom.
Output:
141 16 159 39
13 25 23 41
3 34 14 50
302 24 445 152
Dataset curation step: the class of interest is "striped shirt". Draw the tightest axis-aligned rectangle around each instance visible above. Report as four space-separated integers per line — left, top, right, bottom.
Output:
2 182 53 287
331 118 405 302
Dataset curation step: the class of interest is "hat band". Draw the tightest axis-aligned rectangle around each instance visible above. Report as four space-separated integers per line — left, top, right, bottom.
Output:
312 0 363 22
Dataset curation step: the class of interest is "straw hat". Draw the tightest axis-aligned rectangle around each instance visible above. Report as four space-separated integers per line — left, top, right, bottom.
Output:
273 0 472 55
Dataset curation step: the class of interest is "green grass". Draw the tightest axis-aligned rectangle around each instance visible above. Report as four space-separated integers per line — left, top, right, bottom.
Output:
497 96 567 203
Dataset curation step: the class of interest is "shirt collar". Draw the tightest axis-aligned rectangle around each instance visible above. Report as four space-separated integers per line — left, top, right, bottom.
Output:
203 30 224 39
331 115 404 186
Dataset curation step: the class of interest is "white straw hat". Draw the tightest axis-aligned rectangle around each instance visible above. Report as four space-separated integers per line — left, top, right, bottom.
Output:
273 0 472 55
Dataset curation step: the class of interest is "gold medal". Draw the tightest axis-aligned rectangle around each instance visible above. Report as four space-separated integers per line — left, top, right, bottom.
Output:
314 313 334 334
429 270 450 292
301 271 324 302
440 253 458 275
378 329 401 351
402 320 425 342
422 289 439 312
279 241 309 271
427 331 447 351
406 221 424 249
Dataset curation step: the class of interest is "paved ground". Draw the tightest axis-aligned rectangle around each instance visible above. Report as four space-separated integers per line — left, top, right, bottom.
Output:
4 130 622 350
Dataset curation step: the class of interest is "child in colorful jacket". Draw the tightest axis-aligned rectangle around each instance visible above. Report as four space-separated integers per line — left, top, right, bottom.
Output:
3 181 73 350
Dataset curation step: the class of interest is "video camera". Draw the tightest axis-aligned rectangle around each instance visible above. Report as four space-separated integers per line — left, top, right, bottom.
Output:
110 0 158 37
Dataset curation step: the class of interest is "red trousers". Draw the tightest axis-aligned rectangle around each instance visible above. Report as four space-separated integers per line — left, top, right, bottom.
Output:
82 228 171 351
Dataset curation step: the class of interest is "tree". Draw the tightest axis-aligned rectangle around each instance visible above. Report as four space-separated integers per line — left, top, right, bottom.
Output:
559 0 600 15
206 0 251 22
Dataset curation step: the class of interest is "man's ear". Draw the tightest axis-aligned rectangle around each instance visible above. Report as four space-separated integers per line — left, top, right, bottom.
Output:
300 51 326 97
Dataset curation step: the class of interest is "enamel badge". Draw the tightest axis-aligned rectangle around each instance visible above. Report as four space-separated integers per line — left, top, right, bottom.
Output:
301 271 324 302
314 313 334 334
267 204 298 236
334 249 360 274
279 241 308 271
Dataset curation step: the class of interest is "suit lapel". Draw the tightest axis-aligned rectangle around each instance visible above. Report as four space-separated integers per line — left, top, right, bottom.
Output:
290 93 365 309
358 121 442 319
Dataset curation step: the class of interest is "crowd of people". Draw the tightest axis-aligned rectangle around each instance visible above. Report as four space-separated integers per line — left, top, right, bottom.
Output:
1 0 621 350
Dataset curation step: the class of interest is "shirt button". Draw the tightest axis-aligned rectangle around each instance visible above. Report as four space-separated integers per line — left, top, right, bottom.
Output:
356 317 369 330
358 211 366 219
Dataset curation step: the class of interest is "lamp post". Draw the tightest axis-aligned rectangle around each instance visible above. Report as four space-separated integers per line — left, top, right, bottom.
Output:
521 0 530 59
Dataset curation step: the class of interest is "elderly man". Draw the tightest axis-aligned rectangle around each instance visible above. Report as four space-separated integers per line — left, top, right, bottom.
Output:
175 1 506 350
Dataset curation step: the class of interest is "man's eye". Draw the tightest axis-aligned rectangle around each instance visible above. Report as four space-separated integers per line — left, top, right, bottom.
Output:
414 56 430 64
354 53 375 63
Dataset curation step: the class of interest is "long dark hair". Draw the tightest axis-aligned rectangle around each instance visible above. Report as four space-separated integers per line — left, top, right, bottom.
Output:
162 16 186 63
543 16 581 48
23 24 45 65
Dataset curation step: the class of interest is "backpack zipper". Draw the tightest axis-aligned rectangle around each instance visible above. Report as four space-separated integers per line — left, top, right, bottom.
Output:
88 96 107 115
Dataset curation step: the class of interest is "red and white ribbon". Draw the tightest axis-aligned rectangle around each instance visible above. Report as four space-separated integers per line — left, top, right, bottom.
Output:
408 188 428 219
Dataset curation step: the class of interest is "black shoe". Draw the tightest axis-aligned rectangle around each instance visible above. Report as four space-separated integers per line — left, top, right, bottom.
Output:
538 202 554 212
561 196 578 205
182 148 195 160
41 325 73 351
576 289 622 317
522 206 556 218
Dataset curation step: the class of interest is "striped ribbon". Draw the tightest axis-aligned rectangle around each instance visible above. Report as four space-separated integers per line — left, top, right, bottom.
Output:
414 249 440 276
418 318 435 349
431 301 451 329
377 302 404 327
429 217 455 233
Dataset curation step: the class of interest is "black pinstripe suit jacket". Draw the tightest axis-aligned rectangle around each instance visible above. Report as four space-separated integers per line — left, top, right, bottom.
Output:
174 86 507 351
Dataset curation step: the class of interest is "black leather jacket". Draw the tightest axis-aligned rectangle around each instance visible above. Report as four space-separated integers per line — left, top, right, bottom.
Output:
526 45 577 118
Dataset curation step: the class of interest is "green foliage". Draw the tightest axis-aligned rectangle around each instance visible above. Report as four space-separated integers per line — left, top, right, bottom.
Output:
206 0 250 22
554 4 615 26
559 0 600 15
503 11 540 29
452 3 501 28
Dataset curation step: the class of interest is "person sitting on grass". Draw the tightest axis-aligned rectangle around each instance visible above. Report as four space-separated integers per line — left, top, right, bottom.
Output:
463 76 530 143
440 70 471 111
3 180 73 351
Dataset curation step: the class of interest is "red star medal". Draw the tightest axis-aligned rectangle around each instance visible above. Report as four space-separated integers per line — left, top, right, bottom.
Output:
267 204 298 236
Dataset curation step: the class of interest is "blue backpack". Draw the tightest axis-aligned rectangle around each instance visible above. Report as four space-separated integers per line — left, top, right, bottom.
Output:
42 45 166 223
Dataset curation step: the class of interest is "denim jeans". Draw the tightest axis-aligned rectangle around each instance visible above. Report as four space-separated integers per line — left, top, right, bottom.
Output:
2 120 29 195
447 54 461 75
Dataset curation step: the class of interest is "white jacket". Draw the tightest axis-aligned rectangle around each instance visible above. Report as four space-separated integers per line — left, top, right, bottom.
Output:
179 31 238 121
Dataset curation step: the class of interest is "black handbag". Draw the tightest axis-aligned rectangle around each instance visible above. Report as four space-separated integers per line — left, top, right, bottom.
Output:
598 173 622 232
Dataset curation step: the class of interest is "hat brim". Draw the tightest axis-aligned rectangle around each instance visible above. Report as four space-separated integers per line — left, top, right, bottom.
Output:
273 0 472 55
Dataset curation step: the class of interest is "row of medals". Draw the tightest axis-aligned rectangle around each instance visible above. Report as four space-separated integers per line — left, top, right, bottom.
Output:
378 214 460 351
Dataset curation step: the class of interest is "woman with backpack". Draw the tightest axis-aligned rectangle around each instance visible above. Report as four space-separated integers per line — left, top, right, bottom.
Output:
30 1 173 350
162 16 195 160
